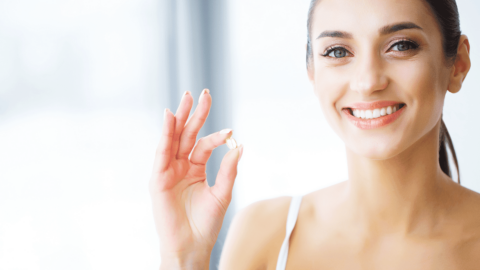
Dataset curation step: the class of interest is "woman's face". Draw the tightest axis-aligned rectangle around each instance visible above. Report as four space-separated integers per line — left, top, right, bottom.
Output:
309 0 453 159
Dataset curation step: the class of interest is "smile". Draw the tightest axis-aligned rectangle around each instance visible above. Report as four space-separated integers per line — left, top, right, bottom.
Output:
342 101 407 130
350 104 405 119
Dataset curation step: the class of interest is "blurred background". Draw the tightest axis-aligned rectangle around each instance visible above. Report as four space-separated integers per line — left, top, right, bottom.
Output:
0 0 478 269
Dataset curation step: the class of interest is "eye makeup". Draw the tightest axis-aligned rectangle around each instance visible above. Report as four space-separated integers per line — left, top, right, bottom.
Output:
320 37 421 59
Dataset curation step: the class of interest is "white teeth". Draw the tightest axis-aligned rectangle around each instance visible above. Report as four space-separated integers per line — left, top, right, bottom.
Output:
350 104 403 119
365 110 373 119
387 106 393 115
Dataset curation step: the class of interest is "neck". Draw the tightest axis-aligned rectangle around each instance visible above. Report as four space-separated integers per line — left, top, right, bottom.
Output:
344 121 452 236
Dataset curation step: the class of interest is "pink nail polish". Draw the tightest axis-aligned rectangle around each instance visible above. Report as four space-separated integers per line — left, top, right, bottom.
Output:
164 108 171 120
199 89 210 102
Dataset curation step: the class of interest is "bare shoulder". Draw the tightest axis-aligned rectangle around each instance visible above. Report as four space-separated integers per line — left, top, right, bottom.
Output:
219 196 292 270
301 180 349 217
451 183 480 224
448 183 480 264
219 182 348 270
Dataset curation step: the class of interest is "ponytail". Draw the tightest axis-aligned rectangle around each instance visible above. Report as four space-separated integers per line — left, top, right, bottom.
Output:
439 119 460 184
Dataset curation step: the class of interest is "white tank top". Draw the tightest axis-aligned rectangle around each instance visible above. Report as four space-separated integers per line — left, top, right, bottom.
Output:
275 196 303 270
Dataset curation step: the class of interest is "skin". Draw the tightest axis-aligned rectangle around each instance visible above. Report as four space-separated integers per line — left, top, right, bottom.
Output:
150 89 244 269
150 0 477 269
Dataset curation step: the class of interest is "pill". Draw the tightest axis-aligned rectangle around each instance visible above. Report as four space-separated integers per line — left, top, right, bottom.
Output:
226 137 237 149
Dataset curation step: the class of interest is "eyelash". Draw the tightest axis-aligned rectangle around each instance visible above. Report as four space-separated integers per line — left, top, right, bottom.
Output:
321 39 420 58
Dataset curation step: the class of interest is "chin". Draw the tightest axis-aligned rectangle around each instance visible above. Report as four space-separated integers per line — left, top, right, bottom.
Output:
345 135 407 160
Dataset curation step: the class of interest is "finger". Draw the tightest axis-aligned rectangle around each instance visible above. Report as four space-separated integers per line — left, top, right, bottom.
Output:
176 89 212 160
171 91 194 158
189 129 233 165
211 145 244 206
153 108 176 173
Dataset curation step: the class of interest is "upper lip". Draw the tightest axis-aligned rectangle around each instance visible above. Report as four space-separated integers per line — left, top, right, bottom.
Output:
343 101 404 110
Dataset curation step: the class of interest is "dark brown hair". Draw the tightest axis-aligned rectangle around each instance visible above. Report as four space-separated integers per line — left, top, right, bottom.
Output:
306 0 461 183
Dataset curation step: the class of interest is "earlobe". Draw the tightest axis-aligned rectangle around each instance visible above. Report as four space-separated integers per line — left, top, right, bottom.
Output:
447 35 471 94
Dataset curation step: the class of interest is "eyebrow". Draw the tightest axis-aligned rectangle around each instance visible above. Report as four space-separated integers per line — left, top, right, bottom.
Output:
316 22 423 40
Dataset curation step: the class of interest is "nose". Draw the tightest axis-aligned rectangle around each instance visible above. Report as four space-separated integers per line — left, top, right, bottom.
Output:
349 54 388 95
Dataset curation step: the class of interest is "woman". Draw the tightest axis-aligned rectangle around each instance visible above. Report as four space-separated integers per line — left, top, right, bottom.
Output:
150 0 478 268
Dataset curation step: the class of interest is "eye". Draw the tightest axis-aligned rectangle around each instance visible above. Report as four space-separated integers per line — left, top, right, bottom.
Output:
390 40 419 52
322 47 351 58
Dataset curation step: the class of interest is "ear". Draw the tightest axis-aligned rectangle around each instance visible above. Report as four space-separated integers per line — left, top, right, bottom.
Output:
306 43 315 87
447 35 471 94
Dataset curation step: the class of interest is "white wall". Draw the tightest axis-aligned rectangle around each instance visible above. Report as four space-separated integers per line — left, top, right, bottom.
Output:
0 0 165 269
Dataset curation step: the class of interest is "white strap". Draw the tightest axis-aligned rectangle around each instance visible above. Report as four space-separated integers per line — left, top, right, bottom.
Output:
275 196 303 270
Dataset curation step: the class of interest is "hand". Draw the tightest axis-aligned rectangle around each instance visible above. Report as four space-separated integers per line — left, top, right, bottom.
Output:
149 89 243 269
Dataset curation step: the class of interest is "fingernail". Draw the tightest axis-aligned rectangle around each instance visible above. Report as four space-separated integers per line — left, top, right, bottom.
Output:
238 145 244 161
199 89 210 102
220 128 233 135
183 91 191 97
164 108 168 120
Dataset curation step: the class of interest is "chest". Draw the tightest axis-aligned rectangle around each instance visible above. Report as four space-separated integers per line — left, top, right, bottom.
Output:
284 242 460 270
272 227 480 270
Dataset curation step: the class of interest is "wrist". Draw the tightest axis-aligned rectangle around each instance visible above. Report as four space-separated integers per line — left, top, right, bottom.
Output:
160 250 211 270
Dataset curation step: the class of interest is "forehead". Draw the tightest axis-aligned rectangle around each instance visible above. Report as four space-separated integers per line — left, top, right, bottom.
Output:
311 0 437 38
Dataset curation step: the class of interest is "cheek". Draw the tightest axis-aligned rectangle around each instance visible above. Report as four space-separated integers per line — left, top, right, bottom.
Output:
313 65 350 134
391 57 446 129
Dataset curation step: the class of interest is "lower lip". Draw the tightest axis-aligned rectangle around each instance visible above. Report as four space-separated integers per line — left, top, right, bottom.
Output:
342 106 406 130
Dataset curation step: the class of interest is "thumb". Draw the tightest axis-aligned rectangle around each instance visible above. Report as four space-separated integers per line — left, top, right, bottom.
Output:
211 145 243 206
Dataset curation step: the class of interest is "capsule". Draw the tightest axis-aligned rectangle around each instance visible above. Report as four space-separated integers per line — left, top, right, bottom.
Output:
226 137 237 149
